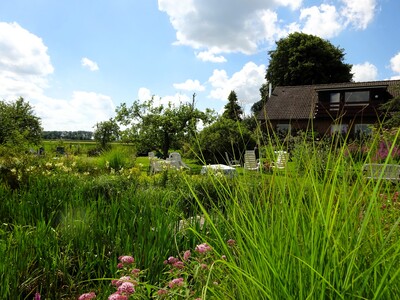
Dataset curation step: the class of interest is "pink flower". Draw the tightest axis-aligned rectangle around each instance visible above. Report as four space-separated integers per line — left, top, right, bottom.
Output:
221 255 227 260
200 263 208 270
183 250 191 261
34 292 41 300
108 293 128 300
195 243 212 254
227 239 236 247
112 276 131 287
117 263 124 269
157 289 168 296
173 260 184 269
131 268 140 276
168 277 184 288
119 255 134 264
117 282 135 295
79 292 96 300
167 256 179 264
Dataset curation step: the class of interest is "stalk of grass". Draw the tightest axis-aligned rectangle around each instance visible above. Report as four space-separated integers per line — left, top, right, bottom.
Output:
186 130 400 299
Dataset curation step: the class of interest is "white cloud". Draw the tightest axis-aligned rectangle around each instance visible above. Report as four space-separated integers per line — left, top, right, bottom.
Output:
173 79 205 91
300 4 344 38
351 62 378 82
137 87 191 107
208 61 266 107
0 22 114 131
34 91 115 131
0 22 53 100
81 57 99 71
158 0 301 56
390 52 400 74
196 50 227 63
341 0 376 30
159 0 378 58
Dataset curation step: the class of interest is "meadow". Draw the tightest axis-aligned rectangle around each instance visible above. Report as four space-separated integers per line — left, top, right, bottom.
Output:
1 133 400 299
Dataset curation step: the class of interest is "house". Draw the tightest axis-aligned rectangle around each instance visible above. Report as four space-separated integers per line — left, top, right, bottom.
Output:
257 79 400 137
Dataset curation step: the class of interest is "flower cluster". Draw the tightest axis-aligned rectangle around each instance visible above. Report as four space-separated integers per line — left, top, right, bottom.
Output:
79 240 237 299
156 240 235 299
79 255 143 300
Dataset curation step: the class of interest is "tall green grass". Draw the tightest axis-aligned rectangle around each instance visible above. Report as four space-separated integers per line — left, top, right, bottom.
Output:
1 130 400 299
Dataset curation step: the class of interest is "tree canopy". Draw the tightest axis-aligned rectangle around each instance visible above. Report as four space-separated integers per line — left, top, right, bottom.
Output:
195 117 255 163
115 97 215 158
93 119 120 149
0 97 42 148
266 32 353 87
222 91 243 121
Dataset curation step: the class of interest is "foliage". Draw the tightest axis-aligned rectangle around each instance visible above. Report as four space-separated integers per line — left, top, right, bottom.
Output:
115 98 215 158
222 90 243 121
266 32 353 87
93 119 120 149
3 134 400 299
379 85 400 128
194 117 256 163
97 147 136 171
251 82 269 115
0 97 42 150
42 130 93 140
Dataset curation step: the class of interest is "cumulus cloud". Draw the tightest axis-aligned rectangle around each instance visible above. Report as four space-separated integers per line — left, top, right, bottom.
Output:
208 62 266 108
158 0 300 56
159 0 377 58
137 87 191 107
0 22 53 100
81 57 99 71
34 92 115 131
300 4 343 38
196 50 227 63
341 0 376 30
390 52 400 74
173 79 205 91
351 62 378 82
0 22 114 131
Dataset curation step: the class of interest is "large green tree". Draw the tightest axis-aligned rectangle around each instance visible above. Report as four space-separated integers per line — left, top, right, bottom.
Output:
115 97 215 158
222 90 243 121
0 97 42 148
266 32 353 87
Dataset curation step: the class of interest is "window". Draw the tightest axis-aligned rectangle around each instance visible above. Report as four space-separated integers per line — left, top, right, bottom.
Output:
345 91 369 103
276 124 291 134
331 124 348 135
330 92 340 111
354 124 372 136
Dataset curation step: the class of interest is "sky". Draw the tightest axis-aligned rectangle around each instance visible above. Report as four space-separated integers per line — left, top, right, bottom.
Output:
1 0 400 131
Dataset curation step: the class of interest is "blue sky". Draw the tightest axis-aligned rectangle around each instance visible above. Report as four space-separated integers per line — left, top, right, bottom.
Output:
1 0 400 131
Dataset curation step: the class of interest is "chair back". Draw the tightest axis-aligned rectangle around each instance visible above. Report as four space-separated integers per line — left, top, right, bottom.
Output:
273 151 288 169
244 150 259 170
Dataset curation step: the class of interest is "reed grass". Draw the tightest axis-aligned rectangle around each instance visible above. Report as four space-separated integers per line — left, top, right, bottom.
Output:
1 129 400 299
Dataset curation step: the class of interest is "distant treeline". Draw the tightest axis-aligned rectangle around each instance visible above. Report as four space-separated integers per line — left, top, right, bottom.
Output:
42 131 93 140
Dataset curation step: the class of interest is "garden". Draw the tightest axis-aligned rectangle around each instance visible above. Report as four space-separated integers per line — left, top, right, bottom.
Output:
1 126 400 300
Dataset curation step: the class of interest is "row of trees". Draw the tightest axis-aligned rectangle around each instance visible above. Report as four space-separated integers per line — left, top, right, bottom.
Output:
93 90 253 162
42 131 93 140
